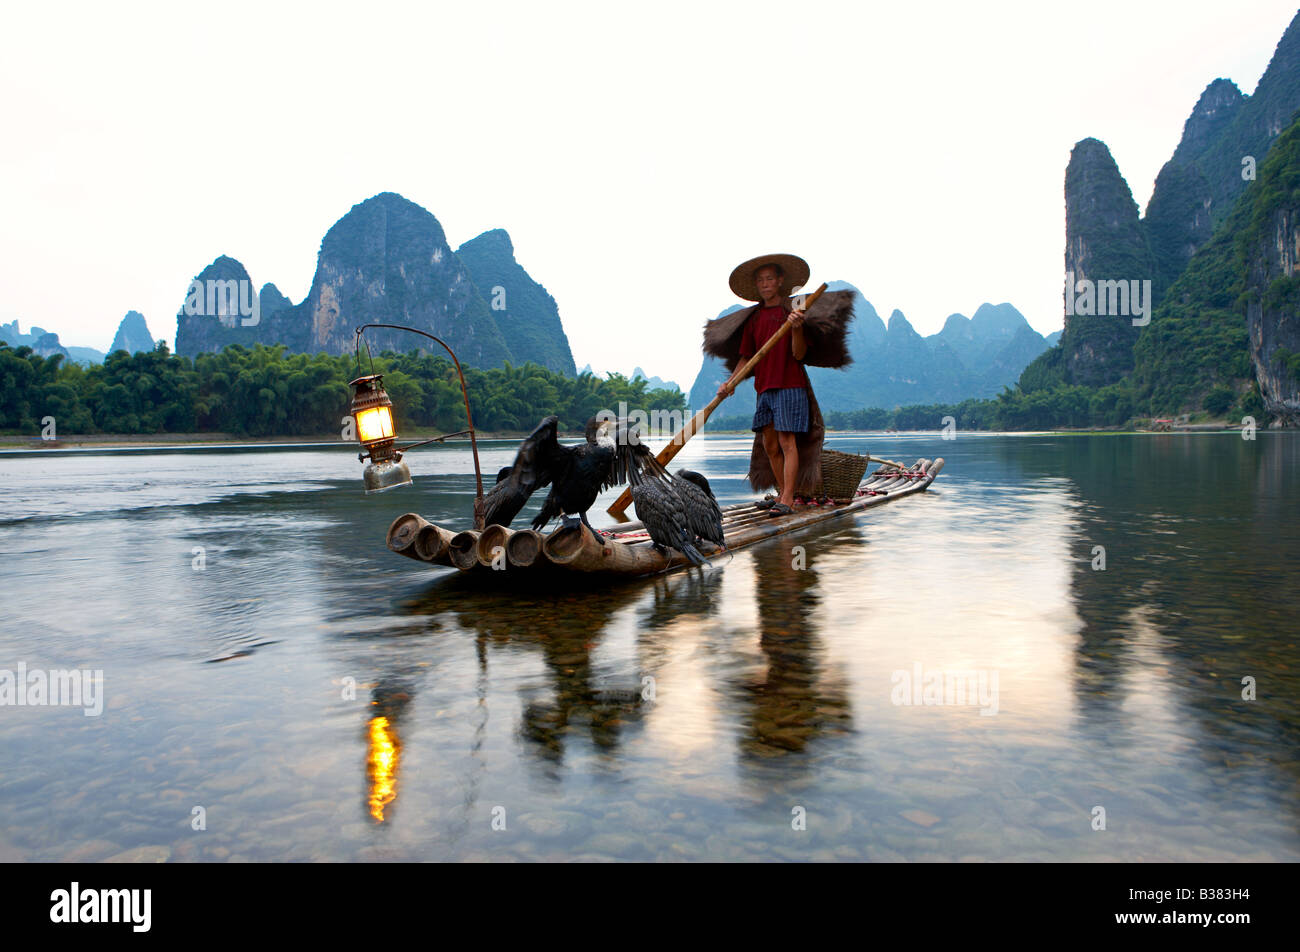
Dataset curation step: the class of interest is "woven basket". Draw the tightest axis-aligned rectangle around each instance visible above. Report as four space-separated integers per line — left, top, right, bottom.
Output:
816 448 870 501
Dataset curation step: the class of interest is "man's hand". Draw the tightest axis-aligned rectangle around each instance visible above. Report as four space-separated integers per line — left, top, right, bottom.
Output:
789 309 806 328
716 380 734 398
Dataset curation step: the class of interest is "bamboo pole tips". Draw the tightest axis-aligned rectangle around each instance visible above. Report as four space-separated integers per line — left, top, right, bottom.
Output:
505 528 546 567
387 513 431 560
542 523 589 565
414 523 455 563
448 530 483 571
476 525 513 567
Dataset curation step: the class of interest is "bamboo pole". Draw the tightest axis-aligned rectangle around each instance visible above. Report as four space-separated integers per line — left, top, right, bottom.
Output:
866 454 909 470
449 530 483 571
476 525 515 568
505 528 547 567
606 283 828 518
387 513 431 562
414 523 457 564
556 459 936 576
602 499 761 537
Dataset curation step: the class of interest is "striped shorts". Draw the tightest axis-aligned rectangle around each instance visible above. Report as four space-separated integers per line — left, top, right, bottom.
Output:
752 386 809 433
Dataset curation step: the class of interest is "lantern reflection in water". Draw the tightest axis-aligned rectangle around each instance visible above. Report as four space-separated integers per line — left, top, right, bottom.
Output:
366 715 399 822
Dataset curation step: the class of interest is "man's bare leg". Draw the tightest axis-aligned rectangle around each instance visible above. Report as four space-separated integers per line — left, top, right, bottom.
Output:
761 425 784 498
777 430 799 507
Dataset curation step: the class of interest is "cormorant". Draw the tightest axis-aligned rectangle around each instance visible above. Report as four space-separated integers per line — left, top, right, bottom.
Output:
530 416 627 542
674 469 726 552
626 444 710 567
480 415 560 528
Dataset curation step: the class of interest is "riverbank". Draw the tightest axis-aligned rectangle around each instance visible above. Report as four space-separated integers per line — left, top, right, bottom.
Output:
2 419 1262 449
0 428 580 450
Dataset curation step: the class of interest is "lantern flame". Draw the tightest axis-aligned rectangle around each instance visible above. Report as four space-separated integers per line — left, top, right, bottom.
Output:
356 405 395 444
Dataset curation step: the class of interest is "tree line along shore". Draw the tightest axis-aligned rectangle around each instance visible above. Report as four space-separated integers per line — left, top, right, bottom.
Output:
0 340 1265 442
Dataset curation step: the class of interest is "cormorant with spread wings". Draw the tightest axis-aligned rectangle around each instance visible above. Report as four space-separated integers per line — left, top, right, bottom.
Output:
480 415 629 544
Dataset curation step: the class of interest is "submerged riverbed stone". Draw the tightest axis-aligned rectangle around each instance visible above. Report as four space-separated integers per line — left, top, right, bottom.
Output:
60 839 122 862
104 845 171 863
865 844 908 862
580 832 650 858
517 811 592 839
900 809 942 828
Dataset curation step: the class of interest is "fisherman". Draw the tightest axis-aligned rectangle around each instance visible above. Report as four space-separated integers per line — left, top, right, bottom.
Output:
715 253 816 516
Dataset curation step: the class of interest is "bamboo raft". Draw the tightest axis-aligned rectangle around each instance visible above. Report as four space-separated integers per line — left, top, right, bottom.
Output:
386 457 943 579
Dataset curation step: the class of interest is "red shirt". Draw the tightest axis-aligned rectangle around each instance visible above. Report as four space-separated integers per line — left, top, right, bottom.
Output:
739 305 808 393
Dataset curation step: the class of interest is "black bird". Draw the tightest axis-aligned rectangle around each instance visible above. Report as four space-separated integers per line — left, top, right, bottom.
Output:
531 416 626 543
626 444 709 567
674 469 726 552
480 415 560 528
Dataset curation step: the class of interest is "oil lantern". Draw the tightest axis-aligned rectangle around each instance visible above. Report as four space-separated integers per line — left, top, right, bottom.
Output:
348 374 412 493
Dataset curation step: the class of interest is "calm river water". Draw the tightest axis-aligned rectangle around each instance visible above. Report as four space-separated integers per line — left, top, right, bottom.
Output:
0 432 1296 862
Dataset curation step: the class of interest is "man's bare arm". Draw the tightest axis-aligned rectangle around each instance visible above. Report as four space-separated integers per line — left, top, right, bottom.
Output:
790 309 807 360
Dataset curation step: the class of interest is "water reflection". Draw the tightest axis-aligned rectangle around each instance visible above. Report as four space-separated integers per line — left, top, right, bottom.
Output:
298 434 1300 857
733 533 853 766
1052 437 1297 786
366 715 400 822
636 568 724 635
413 581 654 769
1 434 1297 861
966 434 1300 832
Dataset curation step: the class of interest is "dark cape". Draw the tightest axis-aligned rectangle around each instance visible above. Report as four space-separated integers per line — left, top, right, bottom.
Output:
701 289 855 495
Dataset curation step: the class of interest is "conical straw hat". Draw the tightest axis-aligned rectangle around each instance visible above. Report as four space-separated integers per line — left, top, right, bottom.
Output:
728 252 810 302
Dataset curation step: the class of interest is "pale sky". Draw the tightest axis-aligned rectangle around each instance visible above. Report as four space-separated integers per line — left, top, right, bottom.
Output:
1 1 1295 389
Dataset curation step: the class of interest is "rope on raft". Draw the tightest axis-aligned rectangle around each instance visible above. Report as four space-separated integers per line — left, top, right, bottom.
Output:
855 469 927 496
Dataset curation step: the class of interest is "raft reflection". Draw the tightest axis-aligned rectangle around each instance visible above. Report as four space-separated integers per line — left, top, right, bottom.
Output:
390 526 861 787
449 580 659 766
